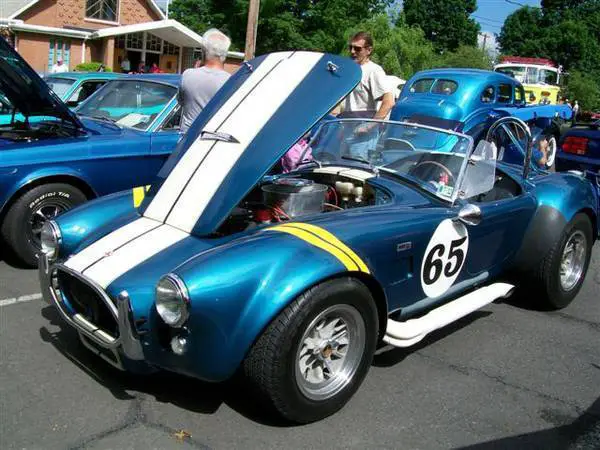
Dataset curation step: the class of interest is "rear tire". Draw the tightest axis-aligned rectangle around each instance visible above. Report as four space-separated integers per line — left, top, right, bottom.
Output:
533 213 593 309
1 183 87 267
243 277 378 423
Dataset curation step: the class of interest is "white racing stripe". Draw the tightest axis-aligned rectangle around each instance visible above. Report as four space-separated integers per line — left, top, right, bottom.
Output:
166 52 323 232
0 293 42 307
143 52 294 223
64 217 161 273
82 224 188 288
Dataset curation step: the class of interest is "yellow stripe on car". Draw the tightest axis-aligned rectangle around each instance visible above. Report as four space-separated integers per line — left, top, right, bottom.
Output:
132 185 151 207
285 222 371 274
269 223 369 273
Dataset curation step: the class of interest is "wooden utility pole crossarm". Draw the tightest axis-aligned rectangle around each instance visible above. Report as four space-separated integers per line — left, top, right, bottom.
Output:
244 0 260 61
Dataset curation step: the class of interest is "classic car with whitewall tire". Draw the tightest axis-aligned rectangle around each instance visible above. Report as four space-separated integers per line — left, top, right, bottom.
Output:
39 51 598 424
0 37 182 266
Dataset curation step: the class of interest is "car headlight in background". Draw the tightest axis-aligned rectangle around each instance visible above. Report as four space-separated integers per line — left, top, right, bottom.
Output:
40 220 61 259
155 274 190 327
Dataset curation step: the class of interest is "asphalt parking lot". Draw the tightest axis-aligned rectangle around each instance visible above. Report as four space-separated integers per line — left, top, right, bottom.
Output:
1 246 599 450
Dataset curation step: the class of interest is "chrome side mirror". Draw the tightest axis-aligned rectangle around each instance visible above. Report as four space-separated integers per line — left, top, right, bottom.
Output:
457 204 482 226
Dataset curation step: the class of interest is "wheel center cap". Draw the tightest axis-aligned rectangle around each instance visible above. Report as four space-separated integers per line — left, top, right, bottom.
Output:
321 345 333 359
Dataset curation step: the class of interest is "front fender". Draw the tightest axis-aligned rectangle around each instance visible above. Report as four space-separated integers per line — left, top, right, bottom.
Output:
55 189 139 257
147 230 358 382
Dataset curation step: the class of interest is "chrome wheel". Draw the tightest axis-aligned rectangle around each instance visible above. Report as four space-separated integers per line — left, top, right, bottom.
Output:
559 230 587 291
295 304 366 401
28 201 69 249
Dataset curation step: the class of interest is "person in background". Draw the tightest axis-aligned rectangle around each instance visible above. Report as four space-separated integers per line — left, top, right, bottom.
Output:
178 28 232 133
150 62 161 73
573 100 580 123
137 61 146 74
339 31 394 159
120 56 131 73
51 59 68 73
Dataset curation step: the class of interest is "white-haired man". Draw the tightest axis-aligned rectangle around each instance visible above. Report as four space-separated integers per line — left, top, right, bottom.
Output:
178 28 232 133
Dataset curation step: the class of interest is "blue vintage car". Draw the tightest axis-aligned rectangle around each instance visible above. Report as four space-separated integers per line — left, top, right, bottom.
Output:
39 52 598 424
0 38 182 266
390 69 572 169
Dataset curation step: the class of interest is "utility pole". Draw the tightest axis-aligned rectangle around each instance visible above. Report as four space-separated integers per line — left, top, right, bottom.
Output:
482 33 488 52
244 0 260 61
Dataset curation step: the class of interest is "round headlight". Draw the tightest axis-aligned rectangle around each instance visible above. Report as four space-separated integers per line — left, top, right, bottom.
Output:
40 220 61 258
155 274 190 327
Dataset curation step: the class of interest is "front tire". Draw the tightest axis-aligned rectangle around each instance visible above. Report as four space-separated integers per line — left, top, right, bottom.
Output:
243 277 378 423
534 213 593 309
1 183 87 267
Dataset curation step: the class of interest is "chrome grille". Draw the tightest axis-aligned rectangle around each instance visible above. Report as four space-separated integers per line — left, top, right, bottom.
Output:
56 269 119 339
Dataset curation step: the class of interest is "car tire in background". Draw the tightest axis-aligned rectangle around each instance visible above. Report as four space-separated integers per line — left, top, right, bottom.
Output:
1 183 87 267
544 134 558 171
243 277 378 423
533 213 593 309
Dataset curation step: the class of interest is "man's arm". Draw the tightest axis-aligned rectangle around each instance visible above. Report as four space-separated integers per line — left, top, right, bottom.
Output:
373 92 394 120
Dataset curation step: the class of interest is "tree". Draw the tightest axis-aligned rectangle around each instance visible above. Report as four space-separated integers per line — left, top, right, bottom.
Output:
169 0 392 54
497 7 545 57
563 71 600 111
438 45 493 70
402 0 480 52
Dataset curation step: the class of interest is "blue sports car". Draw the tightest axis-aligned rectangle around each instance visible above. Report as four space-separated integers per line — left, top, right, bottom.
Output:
40 52 598 424
0 72 122 126
0 37 182 266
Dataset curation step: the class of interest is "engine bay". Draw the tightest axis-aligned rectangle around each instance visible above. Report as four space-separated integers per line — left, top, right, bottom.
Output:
217 168 391 235
0 120 76 143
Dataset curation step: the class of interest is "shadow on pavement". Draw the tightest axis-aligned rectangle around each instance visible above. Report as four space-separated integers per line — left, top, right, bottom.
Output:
0 242 35 270
459 395 600 450
39 305 292 427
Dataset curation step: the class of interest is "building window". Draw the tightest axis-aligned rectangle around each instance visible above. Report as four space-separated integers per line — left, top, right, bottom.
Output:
86 0 118 22
163 41 179 55
146 33 162 53
126 32 144 50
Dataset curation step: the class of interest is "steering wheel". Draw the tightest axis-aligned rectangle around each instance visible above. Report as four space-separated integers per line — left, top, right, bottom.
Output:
409 160 455 185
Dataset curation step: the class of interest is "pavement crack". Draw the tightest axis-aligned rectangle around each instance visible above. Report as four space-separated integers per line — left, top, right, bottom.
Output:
145 421 213 449
550 312 600 332
415 352 585 413
68 397 142 450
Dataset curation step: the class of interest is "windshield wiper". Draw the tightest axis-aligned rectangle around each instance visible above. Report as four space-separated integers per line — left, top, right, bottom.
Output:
80 114 119 125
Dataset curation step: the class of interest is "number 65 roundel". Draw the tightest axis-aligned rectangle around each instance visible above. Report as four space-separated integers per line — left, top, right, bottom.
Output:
420 219 469 298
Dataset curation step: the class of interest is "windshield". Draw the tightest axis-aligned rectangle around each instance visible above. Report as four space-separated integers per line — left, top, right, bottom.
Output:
45 77 75 99
76 80 177 130
305 119 474 202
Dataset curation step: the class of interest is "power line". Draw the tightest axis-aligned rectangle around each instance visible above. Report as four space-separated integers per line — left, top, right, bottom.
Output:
472 14 504 24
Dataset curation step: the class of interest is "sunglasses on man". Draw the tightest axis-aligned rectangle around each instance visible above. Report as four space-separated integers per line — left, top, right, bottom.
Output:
348 44 368 52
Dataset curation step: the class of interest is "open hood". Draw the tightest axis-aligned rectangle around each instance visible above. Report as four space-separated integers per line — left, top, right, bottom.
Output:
140 51 361 236
0 37 83 129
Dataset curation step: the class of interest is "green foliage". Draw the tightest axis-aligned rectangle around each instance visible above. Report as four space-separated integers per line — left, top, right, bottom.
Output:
437 45 493 70
74 62 112 72
402 0 479 52
563 71 600 111
169 0 391 53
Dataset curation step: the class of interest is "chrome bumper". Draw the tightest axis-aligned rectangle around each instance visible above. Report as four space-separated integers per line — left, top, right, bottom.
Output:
39 253 145 370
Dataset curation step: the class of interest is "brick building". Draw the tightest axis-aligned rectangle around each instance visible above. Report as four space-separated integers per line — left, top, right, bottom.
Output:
0 0 243 74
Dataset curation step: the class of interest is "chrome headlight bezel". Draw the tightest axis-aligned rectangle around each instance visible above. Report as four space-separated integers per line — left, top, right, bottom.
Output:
155 274 190 328
40 220 61 259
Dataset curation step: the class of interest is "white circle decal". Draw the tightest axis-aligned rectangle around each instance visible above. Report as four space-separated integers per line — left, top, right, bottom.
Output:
420 219 469 298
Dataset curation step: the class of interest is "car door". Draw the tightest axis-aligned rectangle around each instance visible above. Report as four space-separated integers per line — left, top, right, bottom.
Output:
149 104 182 173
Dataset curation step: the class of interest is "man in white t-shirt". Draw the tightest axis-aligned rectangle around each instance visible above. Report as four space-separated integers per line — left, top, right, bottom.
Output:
343 31 394 119
51 59 68 73
341 31 394 159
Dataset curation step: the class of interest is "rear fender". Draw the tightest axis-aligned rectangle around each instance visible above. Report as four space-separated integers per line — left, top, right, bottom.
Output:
513 174 598 269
